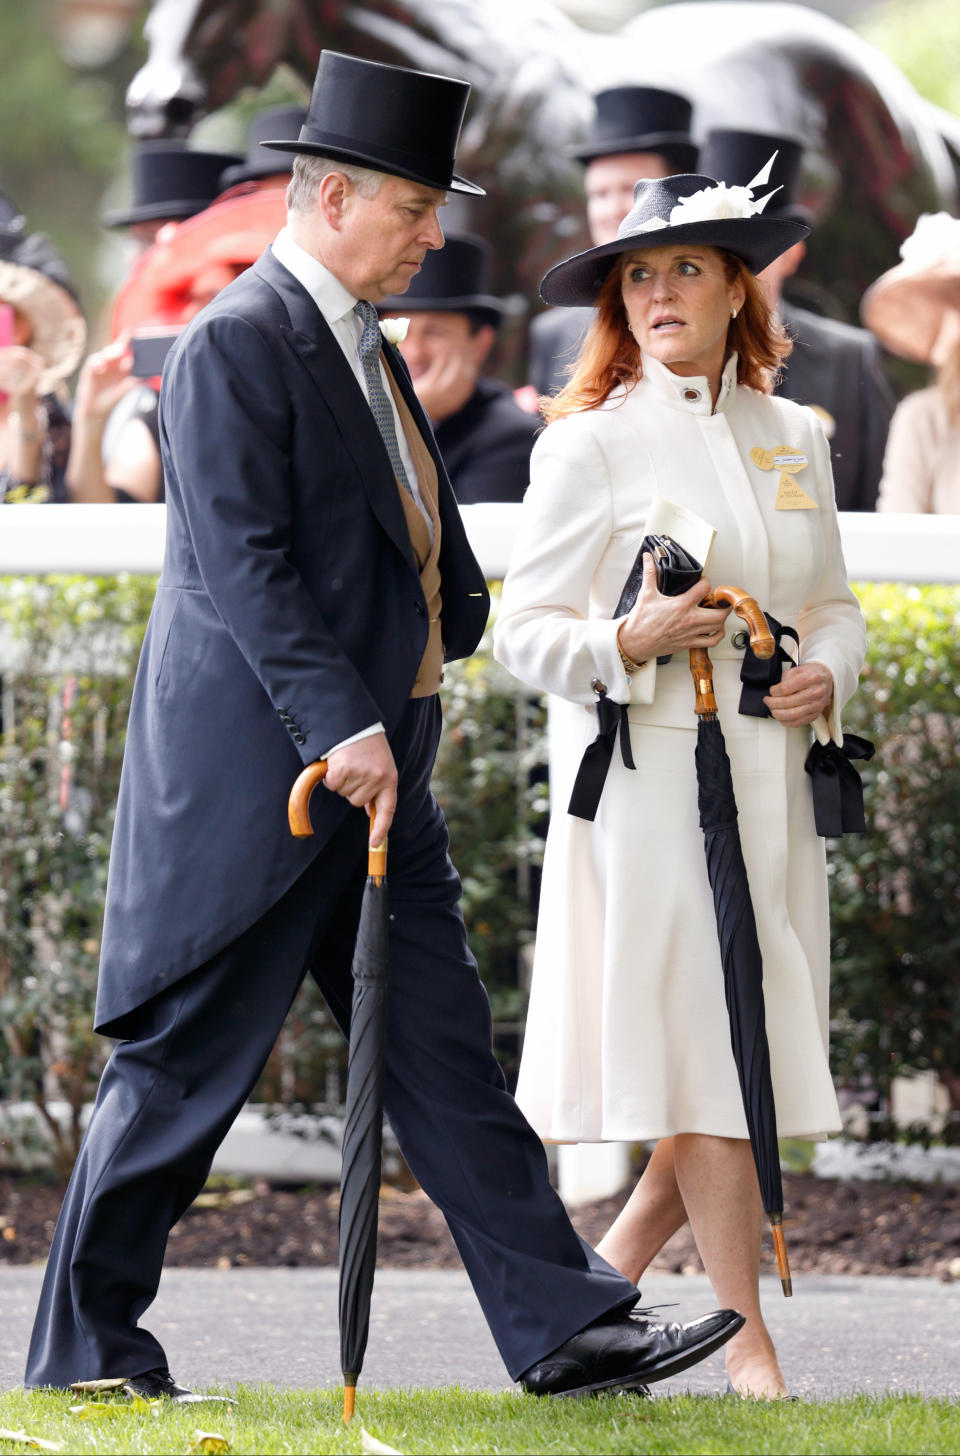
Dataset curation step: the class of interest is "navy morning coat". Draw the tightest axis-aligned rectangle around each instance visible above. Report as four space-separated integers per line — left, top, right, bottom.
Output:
95 249 489 1035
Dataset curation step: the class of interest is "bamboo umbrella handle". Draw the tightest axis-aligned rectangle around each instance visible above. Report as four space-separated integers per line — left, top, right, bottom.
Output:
690 584 775 717
689 646 718 717
708 585 776 660
288 759 328 837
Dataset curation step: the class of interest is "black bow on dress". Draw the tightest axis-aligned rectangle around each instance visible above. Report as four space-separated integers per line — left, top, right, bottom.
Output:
738 613 799 717
804 734 875 836
568 689 636 822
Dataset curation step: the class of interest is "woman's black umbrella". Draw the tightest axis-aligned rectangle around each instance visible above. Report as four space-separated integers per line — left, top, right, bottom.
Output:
288 760 389 1421
688 588 793 1297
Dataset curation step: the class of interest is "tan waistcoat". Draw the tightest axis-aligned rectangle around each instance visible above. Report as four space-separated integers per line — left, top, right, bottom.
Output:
386 369 443 697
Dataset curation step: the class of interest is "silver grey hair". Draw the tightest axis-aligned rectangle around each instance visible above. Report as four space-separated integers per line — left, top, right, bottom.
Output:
285 154 385 213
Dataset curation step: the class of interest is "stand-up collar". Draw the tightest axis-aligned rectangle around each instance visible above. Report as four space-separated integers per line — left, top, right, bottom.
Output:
639 350 739 416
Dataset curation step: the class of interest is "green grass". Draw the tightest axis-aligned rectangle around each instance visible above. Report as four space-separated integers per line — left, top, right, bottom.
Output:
1 1386 958 1455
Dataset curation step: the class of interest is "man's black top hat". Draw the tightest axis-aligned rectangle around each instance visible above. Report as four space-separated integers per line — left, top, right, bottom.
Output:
102 144 243 228
540 172 809 307
261 50 484 196
219 107 308 189
569 86 698 170
377 234 506 329
698 129 813 227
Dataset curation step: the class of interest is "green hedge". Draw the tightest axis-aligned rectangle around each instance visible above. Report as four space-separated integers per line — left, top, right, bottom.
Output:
1 575 957 1170
828 583 960 1137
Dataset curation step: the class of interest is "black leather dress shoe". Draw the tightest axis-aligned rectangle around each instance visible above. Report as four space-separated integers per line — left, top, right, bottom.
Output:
520 1307 745 1398
122 1369 237 1404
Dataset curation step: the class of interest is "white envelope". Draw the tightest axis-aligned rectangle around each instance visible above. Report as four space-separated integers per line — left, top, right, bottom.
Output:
644 496 716 570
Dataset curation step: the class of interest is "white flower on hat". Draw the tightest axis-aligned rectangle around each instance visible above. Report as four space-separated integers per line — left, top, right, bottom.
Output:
379 317 409 346
666 154 782 227
899 212 960 268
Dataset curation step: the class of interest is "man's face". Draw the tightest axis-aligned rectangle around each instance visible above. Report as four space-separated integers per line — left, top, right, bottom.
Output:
388 311 478 380
585 151 676 246
380 310 495 423
337 174 447 301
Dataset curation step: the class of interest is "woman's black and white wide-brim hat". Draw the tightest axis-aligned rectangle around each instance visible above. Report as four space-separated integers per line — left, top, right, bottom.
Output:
261 50 484 197
540 168 810 308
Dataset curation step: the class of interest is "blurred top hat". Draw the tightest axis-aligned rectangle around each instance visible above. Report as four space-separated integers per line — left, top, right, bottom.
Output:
377 233 507 329
261 50 484 196
698 129 813 227
102 143 243 228
0 187 25 239
569 86 698 171
0 227 86 390
861 212 960 365
219 106 308 189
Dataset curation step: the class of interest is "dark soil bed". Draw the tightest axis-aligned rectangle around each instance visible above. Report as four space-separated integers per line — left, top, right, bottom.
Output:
3 1170 959 1280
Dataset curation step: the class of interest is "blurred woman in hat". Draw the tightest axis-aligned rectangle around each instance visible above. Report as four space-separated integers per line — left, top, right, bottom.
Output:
495 167 866 1396
862 212 960 514
0 209 86 504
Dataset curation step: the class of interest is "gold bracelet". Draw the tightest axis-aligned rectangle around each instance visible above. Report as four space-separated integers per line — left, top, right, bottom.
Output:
616 627 647 675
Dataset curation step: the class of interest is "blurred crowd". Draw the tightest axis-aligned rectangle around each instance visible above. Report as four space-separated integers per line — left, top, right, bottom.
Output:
2 86 959 515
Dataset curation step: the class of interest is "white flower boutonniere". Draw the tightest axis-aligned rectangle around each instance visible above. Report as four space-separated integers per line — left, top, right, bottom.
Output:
379 317 410 346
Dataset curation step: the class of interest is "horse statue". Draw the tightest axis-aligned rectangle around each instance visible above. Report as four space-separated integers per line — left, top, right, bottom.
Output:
120 0 960 322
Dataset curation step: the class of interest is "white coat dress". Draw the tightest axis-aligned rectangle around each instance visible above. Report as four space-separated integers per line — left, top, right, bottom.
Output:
493 352 866 1144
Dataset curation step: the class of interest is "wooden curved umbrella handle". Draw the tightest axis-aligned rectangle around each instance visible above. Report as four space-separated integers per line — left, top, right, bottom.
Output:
288 759 328 838
708 585 776 660
288 760 388 881
690 585 776 717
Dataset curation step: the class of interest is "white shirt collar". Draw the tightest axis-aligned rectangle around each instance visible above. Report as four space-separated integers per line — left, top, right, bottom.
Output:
271 226 358 328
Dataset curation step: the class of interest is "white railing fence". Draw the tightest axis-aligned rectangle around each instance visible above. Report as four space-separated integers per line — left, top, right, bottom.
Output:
3 503 960 582
2 505 959 1199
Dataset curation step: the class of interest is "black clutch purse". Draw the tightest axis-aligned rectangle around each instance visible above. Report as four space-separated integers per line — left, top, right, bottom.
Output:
615 533 703 665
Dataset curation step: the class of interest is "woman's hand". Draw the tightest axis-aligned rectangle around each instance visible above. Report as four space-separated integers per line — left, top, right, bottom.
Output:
764 662 834 726
73 339 137 424
0 345 44 412
617 553 730 663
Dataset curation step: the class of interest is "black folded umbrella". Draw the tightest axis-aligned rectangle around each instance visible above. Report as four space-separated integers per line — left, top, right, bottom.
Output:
288 762 389 1421
687 588 794 1297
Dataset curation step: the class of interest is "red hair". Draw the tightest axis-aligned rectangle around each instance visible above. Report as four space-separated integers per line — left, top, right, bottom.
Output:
541 249 792 423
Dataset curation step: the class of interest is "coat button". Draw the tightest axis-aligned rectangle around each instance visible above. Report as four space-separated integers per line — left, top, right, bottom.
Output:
591 677 607 695
293 731 306 745
732 630 749 650
414 601 426 617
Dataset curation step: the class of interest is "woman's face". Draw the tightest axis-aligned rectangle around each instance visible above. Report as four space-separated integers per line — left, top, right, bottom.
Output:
620 244 745 384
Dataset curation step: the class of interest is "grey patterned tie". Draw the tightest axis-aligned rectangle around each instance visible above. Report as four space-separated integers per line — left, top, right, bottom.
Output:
354 299 414 497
